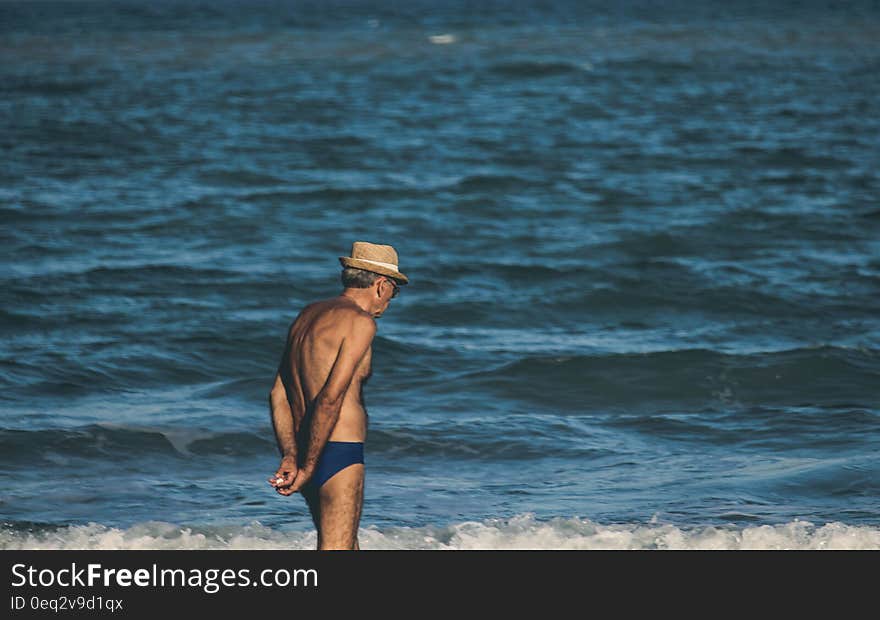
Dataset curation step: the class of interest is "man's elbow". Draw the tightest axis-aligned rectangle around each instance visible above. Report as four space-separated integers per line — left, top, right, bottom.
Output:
313 393 343 417
269 384 287 407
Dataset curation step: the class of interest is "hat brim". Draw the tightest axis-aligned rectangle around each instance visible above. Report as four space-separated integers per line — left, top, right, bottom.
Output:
339 257 409 284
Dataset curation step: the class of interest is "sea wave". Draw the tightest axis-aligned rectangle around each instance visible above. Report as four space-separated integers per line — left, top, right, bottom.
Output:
0 425 274 462
0 422 606 463
488 60 583 78
3 514 878 550
457 345 880 411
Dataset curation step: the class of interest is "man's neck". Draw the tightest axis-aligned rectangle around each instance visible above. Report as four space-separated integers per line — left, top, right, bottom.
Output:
340 289 372 314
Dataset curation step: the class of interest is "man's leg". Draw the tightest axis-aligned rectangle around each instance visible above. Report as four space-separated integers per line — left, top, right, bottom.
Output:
302 485 322 543
315 464 364 550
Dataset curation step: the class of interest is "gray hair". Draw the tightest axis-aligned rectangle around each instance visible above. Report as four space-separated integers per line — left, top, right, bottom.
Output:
341 267 380 289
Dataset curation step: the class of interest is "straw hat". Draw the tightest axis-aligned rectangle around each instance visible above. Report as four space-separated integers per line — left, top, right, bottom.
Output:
339 241 409 284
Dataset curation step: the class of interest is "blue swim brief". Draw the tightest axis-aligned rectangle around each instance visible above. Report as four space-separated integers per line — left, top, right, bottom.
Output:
306 441 364 489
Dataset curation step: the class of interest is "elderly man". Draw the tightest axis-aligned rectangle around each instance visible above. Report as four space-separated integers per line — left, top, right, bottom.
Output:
268 242 408 550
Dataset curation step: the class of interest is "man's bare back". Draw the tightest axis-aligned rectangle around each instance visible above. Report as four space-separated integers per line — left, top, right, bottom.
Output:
267 242 406 550
280 297 373 448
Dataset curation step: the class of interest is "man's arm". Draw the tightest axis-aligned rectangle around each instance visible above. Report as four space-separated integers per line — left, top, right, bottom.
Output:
269 372 296 459
268 372 300 489
286 314 376 493
269 323 304 491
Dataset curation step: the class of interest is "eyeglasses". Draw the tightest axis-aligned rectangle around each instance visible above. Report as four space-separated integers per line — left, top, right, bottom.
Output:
383 277 400 298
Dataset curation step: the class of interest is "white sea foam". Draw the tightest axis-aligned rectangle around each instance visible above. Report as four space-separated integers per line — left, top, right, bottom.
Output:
429 34 456 45
4 514 879 550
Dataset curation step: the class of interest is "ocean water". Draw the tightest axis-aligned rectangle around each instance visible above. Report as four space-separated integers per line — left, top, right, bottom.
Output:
2 0 879 550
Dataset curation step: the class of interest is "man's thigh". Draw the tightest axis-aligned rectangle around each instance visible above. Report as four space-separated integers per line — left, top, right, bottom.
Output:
317 463 365 550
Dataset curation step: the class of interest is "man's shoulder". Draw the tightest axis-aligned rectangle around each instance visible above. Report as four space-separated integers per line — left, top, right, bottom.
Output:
341 307 376 333
316 298 375 332
329 307 375 353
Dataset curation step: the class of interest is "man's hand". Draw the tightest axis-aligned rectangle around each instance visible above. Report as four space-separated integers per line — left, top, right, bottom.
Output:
274 467 313 496
269 456 299 495
285 468 313 495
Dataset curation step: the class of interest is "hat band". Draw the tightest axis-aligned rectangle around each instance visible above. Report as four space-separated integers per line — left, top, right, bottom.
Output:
354 258 399 272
